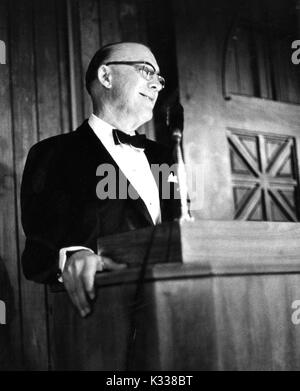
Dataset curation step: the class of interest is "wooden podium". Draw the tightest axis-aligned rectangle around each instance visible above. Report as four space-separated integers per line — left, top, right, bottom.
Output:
50 220 300 370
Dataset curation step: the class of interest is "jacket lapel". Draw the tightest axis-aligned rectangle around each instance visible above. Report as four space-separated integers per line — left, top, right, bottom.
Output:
78 122 154 226
144 140 179 222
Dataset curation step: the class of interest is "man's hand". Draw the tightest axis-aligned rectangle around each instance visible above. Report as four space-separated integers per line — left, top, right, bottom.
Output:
62 250 126 317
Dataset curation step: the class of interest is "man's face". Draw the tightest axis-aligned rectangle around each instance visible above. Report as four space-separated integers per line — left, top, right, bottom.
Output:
105 44 163 131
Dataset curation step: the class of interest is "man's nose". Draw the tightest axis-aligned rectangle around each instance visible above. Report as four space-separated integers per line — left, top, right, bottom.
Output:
148 78 163 92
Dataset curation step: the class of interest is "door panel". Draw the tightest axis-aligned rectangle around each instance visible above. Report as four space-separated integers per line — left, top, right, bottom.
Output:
173 0 300 221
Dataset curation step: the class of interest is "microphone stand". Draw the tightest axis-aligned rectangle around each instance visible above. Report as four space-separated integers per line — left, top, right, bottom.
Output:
168 102 193 222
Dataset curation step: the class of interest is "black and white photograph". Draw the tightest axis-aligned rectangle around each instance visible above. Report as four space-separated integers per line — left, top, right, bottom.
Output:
1 0 300 374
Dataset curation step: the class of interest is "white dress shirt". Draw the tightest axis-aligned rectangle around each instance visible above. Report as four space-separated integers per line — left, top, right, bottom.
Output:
89 114 161 223
58 114 161 278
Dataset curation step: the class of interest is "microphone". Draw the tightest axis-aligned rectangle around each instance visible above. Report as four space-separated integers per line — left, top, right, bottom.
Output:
167 101 192 222
168 100 184 135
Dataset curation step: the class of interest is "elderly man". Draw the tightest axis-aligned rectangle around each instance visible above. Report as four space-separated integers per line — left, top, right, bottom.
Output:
21 42 179 317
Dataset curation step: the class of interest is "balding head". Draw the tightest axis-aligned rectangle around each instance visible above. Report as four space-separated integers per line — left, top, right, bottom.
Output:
85 42 158 95
85 42 163 132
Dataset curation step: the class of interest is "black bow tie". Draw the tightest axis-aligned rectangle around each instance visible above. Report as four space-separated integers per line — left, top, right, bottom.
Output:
112 128 146 149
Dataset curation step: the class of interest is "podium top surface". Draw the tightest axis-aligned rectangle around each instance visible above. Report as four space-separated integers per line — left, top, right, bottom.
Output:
50 220 300 292
93 220 300 287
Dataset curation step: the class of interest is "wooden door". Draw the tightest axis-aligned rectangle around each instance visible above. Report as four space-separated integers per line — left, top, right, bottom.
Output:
173 0 300 221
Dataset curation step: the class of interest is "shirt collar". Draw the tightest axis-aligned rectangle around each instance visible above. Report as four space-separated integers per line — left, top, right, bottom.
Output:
88 114 115 144
88 113 145 151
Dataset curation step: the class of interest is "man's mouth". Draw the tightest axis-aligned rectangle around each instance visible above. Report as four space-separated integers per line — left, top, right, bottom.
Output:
139 93 155 103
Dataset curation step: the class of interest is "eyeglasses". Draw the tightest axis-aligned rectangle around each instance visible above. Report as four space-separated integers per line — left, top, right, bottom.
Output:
105 61 165 90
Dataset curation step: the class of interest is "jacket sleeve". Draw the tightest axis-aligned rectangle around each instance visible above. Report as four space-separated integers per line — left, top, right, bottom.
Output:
21 140 72 284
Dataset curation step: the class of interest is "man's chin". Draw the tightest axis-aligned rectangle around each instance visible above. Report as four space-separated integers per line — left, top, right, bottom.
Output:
144 110 153 122
134 111 153 129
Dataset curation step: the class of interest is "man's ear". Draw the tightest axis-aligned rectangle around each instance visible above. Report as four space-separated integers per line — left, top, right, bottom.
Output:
97 65 112 89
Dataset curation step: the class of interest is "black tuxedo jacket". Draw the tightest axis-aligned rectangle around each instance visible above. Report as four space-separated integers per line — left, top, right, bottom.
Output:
21 120 180 283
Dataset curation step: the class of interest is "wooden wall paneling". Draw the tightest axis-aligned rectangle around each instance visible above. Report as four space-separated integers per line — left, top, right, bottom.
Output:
266 0 300 104
78 0 100 119
99 0 151 43
33 0 69 370
66 0 84 129
153 278 218 370
0 258 15 369
280 41 300 105
51 268 300 370
226 36 240 96
227 0 300 104
234 24 255 96
251 32 272 100
255 38 272 99
0 0 22 370
34 0 62 140
213 274 300 370
265 1 282 102
227 129 299 221
226 96 300 138
49 220 300 370
271 39 289 103
226 96 300 221
173 0 300 220
55 0 71 134
118 0 143 42
172 0 234 219
297 0 300 38
294 137 300 219
250 1 272 100
99 0 122 45
10 0 48 370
